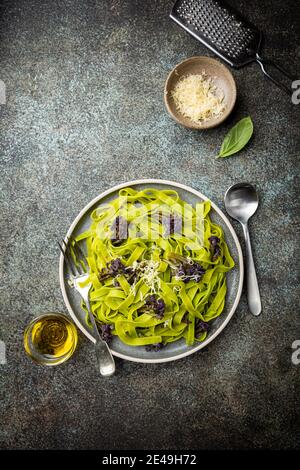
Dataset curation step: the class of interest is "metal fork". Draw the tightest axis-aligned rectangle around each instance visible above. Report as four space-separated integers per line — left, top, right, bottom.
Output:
58 237 115 377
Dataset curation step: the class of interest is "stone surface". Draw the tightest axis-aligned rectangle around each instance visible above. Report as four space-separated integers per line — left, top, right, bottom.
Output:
0 0 299 450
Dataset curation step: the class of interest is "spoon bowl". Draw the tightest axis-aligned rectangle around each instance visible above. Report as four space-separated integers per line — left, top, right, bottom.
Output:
224 183 259 224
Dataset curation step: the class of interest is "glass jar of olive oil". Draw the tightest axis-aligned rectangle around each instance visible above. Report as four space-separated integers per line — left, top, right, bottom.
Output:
24 313 78 366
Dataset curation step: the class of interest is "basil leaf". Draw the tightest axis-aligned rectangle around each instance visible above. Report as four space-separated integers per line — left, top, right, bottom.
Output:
218 116 254 158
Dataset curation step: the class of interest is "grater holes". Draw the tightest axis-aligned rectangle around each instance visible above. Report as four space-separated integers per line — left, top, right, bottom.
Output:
173 0 259 62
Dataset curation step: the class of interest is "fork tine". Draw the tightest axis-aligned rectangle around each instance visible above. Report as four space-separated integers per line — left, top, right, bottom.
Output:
60 239 78 277
70 237 88 271
66 237 86 275
58 241 75 276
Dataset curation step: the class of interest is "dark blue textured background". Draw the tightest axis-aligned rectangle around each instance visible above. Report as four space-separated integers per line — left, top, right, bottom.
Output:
0 0 299 449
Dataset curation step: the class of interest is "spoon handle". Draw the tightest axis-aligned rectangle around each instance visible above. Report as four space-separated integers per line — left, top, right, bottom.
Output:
242 223 261 316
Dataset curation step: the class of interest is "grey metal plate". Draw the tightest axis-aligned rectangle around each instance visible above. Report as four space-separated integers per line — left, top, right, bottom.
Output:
59 179 244 363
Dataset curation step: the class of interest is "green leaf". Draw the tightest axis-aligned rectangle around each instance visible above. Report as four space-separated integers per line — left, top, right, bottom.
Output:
217 116 254 158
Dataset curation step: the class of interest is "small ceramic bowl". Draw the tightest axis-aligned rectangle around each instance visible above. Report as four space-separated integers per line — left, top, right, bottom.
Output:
164 56 237 130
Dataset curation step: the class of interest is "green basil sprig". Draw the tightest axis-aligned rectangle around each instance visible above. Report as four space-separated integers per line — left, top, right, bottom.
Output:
217 116 254 158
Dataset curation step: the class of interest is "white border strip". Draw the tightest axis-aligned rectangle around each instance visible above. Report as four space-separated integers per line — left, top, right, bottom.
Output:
59 179 244 363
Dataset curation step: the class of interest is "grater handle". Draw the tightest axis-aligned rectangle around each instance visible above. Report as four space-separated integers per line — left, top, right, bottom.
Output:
255 53 295 95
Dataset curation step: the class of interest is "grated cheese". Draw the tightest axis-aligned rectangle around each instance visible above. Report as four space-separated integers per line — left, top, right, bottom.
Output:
131 259 161 295
175 274 202 282
171 73 225 123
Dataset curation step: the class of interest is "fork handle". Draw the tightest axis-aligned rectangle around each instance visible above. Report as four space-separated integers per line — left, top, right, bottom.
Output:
94 340 116 377
86 299 115 376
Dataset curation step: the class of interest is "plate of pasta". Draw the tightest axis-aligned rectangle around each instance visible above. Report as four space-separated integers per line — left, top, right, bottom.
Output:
59 179 243 363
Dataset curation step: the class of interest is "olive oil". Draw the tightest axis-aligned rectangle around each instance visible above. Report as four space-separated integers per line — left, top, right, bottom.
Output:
24 313 77 365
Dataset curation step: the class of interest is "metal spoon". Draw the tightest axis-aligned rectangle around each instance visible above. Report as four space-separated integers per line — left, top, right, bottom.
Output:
224 183 261 316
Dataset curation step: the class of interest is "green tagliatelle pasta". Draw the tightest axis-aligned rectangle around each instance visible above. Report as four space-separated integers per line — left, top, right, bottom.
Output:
75 188 234 349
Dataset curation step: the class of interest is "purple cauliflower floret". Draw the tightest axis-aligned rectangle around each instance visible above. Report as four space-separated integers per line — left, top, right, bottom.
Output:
98 258 135 283
99 324 114 344
176 260 205 283
111 216 128 244
208 236 220 246
195 320 209 338
208 236 221 261
145 295 165 319
168 214 182 235
110 258 125 273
